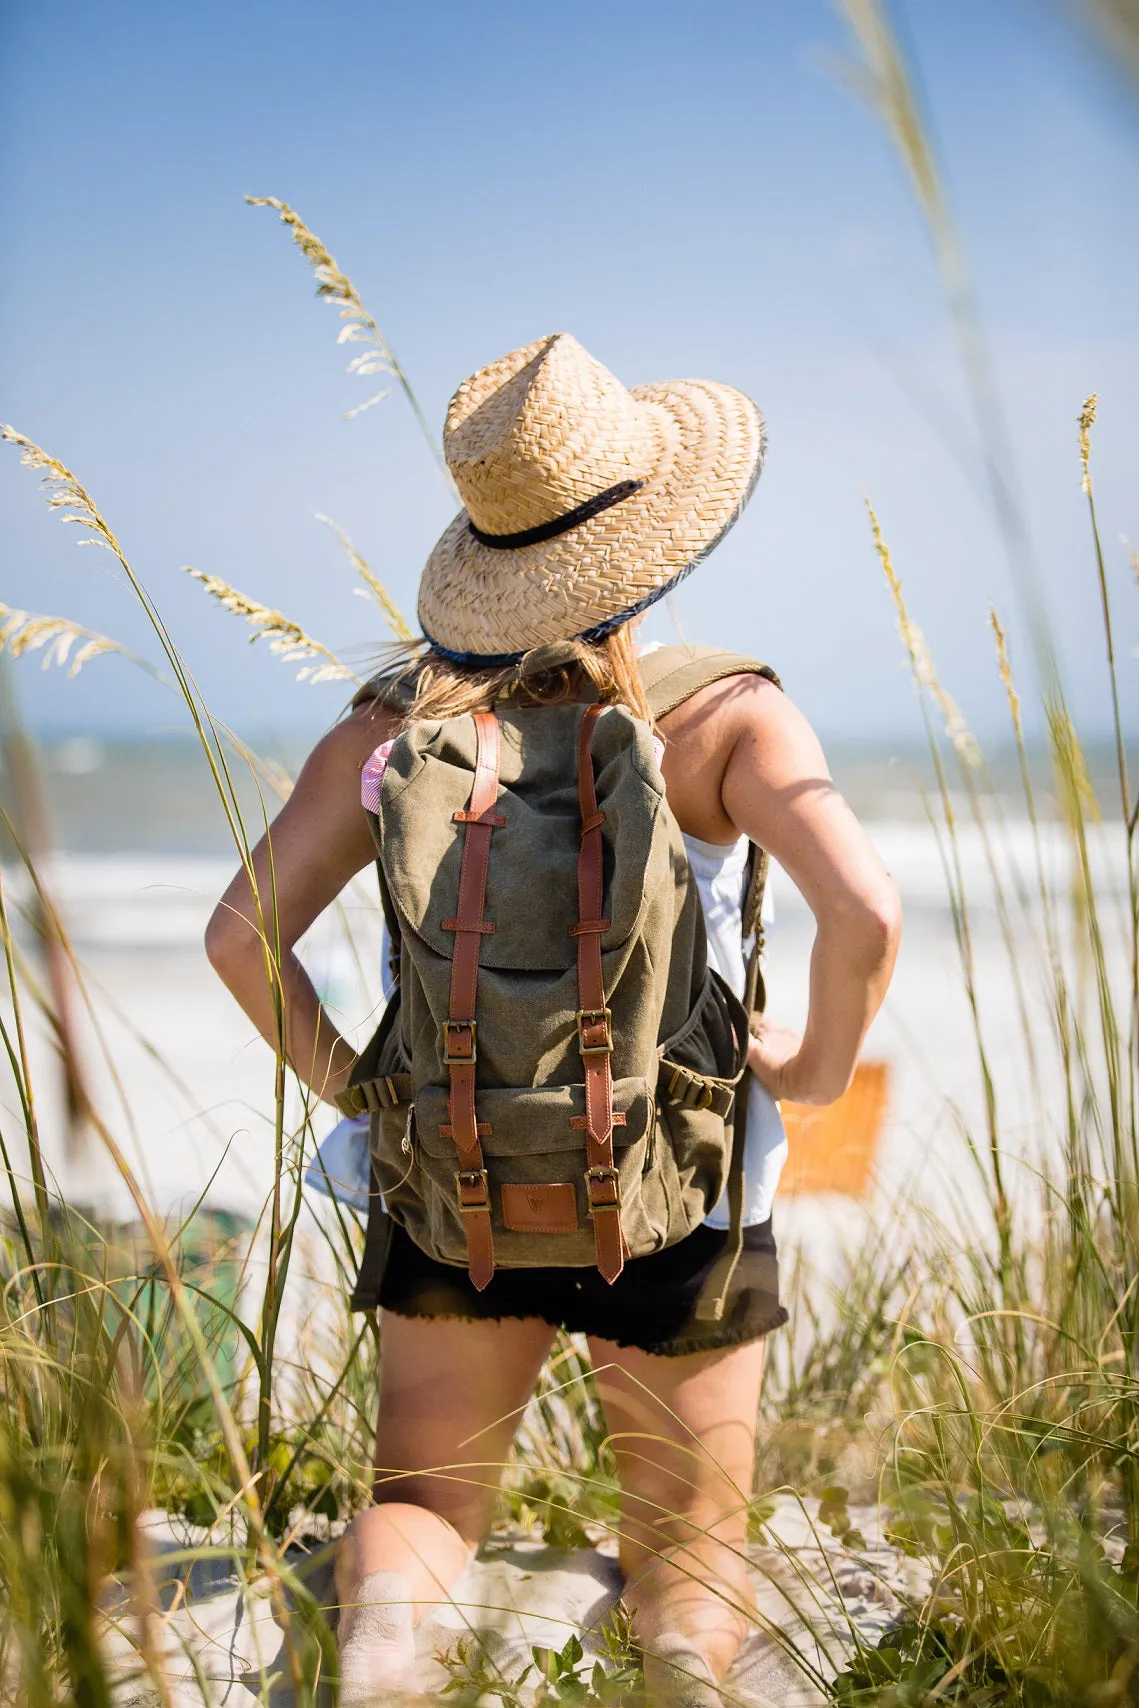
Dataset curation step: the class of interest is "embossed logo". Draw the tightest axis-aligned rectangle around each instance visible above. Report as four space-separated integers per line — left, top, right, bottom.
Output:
501 1182 579 1234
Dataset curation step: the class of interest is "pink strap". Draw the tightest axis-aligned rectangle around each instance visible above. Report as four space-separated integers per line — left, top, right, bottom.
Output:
361 739 395 814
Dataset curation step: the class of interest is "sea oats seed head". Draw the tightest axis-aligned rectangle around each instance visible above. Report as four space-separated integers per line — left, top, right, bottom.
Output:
0 427 122 561
314 515 413 643
184 568 358 685
0 603 128 677
246 197 396 418
988 605 1022 743
866 497 982 767
1078 393 1098 496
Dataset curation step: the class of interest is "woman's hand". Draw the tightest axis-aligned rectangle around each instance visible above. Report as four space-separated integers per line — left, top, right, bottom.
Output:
747 1011 864 1106
748 1020 856 1107
747 1022 802 1102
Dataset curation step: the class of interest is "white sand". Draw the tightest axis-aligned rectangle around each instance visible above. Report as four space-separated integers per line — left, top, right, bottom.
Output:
103 1496 915 1705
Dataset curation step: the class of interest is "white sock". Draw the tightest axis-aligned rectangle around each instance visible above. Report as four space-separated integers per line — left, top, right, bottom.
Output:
641 1633 720 1708
338 1569 417 1697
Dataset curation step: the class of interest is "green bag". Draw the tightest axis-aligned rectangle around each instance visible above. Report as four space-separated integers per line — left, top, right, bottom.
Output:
340 646 779 1317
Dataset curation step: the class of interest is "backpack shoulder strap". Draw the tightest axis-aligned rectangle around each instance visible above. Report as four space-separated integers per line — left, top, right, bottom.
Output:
349 662 427 974
640 645 781 719
350 661 424 718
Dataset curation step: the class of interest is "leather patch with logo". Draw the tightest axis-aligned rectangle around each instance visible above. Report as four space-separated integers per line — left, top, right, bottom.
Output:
501 1182 579 1234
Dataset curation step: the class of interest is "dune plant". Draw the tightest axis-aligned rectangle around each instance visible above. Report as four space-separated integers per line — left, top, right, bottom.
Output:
184 567 360 686
797 439 1138 1699
0 434 380 1701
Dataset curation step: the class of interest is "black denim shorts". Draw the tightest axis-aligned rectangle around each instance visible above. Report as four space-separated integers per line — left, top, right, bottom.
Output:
378 1217 788 1358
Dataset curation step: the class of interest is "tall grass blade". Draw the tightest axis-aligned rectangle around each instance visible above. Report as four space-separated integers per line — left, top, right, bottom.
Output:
246 194 458 499
315 513 414 642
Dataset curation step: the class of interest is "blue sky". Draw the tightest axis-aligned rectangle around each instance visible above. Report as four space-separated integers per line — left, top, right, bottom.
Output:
3 0 1137 749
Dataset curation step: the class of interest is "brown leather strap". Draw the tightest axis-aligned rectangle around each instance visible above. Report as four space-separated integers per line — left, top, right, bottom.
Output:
574 704 625 1284
442 710 501 1290
335 1073 413 1119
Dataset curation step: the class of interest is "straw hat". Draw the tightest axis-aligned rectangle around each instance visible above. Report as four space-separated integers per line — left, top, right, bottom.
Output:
417 333 765 664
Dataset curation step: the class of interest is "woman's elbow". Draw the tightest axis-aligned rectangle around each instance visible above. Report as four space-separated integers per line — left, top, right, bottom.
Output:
821 882 902 968
204 903 260 982
864 881 902 955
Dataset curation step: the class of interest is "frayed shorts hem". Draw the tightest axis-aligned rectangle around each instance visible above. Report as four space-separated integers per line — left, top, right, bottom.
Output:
376 1219 786 1358
379 1298 789 1358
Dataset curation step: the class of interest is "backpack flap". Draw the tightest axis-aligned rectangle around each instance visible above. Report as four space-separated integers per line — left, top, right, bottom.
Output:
375 702 669 973
389 1077 665 1269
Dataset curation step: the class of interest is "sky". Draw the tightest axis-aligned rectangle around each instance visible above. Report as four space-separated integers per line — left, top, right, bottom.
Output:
3 0 1138 753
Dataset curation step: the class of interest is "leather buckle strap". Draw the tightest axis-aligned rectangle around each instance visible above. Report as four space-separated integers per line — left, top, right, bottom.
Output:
444 711 502 1291
442 1019 477 1064
574 704 625 1284
584 1164 621 1212
576 1008 612 1055
455 1168 490 1213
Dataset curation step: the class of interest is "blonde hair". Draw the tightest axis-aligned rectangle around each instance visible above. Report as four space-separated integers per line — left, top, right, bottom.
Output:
369 623 653 729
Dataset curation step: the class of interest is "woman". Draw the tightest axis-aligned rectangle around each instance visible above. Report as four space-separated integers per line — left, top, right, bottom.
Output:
206 333 901 1703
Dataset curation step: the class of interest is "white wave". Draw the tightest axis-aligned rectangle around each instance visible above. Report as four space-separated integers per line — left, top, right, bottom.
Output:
1 818 1129 949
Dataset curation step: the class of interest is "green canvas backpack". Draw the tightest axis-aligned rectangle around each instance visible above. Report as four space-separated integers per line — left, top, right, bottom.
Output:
338 645 779 1321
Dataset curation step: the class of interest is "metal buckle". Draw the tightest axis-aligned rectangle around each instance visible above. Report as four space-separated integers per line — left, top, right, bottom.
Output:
584 1165 621 1213
454 1168 490 1213
576 1008 613 1056
442 1019 477 1065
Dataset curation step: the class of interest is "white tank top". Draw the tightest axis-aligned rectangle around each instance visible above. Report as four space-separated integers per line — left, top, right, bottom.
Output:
682 833 788 1227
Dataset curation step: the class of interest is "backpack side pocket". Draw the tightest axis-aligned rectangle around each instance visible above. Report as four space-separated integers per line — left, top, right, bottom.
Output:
656 969 749 1228
340 993 415 1306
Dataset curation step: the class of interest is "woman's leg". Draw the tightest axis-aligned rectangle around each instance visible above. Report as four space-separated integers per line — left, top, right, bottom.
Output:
586 1335 766 1684
336 1309 557 1680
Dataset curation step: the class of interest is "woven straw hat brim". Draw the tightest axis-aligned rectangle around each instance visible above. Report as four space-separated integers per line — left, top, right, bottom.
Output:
417 377 765 664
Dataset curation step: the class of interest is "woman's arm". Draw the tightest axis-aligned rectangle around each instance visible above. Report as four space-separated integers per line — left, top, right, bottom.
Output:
662 675 901 1107
204 701 398 1107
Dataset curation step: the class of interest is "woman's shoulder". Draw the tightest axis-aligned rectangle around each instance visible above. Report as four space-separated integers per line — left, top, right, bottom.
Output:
656 668 791 844
656 665 784 746
290 698 403 807
655 662 823 843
